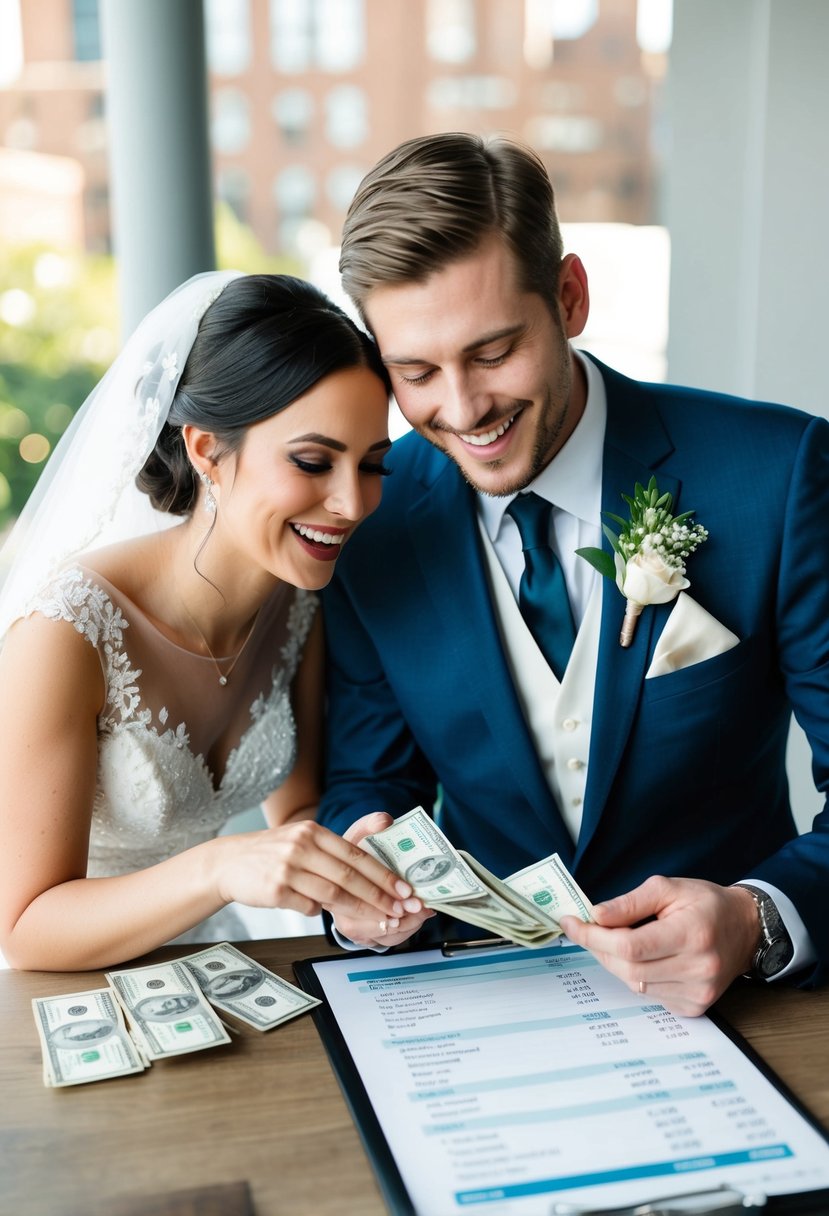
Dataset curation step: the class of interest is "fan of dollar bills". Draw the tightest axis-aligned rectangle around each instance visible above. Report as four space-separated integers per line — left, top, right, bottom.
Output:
363 806 594 946
31 942 320 1088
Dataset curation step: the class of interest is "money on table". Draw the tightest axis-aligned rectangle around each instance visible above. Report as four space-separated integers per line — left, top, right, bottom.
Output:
182 942 320 1031
363 806 595 946
32 945 318 1087
32 987 147 1087
105 959 232 1060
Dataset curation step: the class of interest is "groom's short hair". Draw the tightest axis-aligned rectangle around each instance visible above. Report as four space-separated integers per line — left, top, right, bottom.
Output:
339 131 564 322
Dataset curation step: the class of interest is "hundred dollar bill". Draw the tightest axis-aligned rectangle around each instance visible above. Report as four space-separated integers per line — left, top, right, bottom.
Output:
364 806 591 947
363 805 492 905
32 987 146 1087
182 942 321 1031
106 959 231 1060
504 852 595 931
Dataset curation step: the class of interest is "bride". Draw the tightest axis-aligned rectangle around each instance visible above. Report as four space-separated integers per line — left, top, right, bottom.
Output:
0 271 421 970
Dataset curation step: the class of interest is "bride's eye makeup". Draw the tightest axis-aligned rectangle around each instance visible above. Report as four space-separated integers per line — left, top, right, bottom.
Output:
289 455 331 474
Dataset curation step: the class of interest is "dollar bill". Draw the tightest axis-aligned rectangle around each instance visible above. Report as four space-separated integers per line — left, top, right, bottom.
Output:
364 806 594 947
106 959 231 1059
504 853 595 931
32 987 147 1087
182 942 321 1031
363 806 490 904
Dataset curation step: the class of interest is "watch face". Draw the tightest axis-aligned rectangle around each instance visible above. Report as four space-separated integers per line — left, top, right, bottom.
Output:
758 938 794 978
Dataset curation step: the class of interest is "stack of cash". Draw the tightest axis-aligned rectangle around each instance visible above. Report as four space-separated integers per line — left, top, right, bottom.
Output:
363 805 594 946
32 986 147 1088
32 943 320 1087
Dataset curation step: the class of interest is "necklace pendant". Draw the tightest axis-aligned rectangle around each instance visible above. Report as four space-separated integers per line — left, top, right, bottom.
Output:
218 675 228 686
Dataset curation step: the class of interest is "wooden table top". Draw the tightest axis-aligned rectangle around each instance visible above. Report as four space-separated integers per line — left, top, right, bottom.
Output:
1 937 827 1216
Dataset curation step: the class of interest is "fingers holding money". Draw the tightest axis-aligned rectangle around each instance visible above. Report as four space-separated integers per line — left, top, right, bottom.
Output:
214 820 417 921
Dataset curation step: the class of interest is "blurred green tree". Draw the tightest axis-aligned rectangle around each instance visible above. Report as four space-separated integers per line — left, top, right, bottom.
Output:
0 205 299 533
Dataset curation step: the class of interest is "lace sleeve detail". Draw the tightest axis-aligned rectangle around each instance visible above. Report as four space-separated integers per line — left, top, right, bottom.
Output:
24 566 144 728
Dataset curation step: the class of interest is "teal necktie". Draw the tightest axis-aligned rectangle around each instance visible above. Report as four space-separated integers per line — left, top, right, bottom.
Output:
507 492 576 681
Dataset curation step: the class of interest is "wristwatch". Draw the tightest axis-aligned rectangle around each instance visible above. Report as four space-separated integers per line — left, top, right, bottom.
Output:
734 883 794 978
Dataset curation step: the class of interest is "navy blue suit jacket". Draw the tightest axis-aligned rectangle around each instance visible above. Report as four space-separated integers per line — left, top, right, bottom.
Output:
318 356 829 968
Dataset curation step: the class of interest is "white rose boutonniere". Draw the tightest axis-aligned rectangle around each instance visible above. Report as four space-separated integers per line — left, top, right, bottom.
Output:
576 476 708 647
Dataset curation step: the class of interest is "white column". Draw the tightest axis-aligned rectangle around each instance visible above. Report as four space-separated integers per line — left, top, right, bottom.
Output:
100 0 216 337
666 0 829 418
666 0 829 832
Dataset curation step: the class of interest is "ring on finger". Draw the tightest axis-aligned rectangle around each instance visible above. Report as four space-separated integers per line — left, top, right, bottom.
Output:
638 979 646 995
378 919 387 935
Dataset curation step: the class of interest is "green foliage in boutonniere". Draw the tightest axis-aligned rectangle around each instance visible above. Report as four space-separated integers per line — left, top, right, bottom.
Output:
577 476 708 646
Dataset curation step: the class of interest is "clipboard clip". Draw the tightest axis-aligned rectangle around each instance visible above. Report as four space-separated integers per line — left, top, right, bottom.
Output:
551 1183 767 1215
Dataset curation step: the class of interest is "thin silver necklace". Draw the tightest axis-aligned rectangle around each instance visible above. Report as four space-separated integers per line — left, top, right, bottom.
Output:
181 602 261 687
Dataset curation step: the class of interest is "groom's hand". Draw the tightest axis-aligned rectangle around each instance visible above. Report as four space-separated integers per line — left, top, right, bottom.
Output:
329 811 435 949
560 875 759 1017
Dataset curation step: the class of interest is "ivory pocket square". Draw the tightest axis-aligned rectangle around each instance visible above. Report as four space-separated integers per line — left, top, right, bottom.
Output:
646 591 739 678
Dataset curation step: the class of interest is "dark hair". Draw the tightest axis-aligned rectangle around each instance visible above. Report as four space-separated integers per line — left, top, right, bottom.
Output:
137 274 389 515
339 132 564 320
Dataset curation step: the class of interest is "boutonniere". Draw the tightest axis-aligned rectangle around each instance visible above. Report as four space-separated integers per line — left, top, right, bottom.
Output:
576 476 708 647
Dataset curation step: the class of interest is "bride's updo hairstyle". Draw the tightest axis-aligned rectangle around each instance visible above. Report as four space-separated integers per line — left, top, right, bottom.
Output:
137 274 389 515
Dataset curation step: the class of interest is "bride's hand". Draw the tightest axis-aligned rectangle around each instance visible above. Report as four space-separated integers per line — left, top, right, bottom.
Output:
330 812 434 948
213 819 412 921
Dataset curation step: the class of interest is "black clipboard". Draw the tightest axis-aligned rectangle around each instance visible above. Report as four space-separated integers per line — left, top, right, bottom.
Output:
294 948 829 1216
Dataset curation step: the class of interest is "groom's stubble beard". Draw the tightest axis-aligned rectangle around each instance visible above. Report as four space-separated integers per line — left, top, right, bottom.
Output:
417 335 575 500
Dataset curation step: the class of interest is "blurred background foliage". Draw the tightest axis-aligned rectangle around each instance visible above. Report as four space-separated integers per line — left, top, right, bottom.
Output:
0 202 297 534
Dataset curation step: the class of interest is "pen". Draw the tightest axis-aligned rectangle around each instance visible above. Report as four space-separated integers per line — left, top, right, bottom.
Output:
440 937 513 956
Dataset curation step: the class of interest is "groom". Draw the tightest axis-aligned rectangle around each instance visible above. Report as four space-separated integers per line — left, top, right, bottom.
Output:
316 132 829 1016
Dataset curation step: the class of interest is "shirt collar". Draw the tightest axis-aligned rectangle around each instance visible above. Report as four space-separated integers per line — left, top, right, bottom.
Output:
478 350 607 542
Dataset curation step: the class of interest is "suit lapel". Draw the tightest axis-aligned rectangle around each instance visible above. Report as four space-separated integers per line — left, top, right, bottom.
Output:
407 453 571 850
575 362 680 859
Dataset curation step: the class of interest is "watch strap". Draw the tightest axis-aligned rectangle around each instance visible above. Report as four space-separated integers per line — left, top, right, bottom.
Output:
734 883 793 978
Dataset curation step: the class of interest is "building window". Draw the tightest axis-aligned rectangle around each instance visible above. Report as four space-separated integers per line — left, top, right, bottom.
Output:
273 89 314 146
550 0 598 39
205 0 251 76
270 0 313 73
428 76 516 111
326 163 365 211
316 0 364 71
325 86 366 149
528 114 604 154
72 0 101 63
270 0 364 73
426 0 475 64
217 167 251 223
211 89 251 154
274 164 317 249
274 165 316 215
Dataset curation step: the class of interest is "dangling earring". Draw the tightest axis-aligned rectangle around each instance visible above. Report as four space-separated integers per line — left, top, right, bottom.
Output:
199 470 217 515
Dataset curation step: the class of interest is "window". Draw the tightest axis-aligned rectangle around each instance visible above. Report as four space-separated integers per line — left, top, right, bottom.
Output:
316 0 364 71
528 114 603 154
429 76 516 111
72 0 101 62
273 89 314 146
270 0 312 73
205 0 251 75
270 0 364 73
326 163 366 210
217 167 251 223
325 86 366 148
274 165 316 215
211 89 251 154
426 0 475 64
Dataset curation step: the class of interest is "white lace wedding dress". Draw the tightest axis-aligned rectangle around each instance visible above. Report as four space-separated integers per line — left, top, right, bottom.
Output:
26 564 318 943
